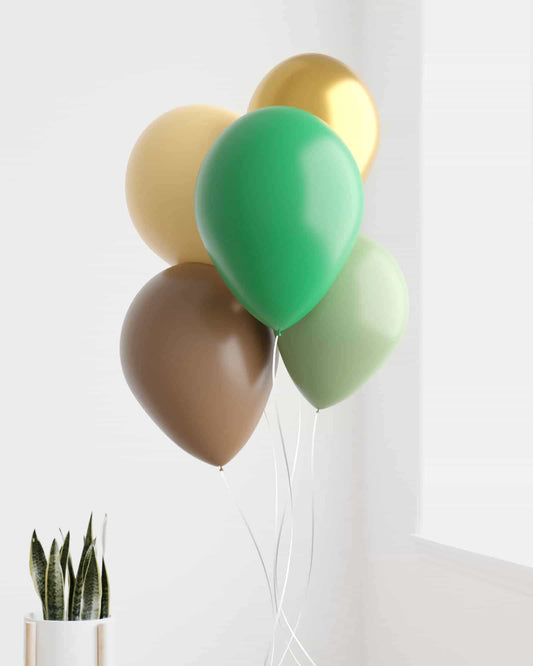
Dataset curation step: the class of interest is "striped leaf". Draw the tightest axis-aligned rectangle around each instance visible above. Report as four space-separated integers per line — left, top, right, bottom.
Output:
29 531 47 618
30 514 109 624
81 548 101 620
85 514 93 543
59 532 70 580
67 555 76 621
69 518 94 620
102 514 108 558
100 557 110 618
45 540 65 621
71 541 95 621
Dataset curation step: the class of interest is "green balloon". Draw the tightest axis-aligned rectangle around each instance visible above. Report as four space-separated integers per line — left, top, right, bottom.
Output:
279 236 409 409
195 107 364 331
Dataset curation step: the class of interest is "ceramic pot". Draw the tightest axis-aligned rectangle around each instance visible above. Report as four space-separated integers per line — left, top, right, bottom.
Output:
24 614 114 666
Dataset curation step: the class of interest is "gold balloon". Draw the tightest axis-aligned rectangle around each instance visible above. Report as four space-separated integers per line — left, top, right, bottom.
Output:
249 54 379 180
126 105 239 265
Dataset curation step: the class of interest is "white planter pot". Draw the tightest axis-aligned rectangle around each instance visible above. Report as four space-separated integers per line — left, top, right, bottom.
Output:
24 614 114 666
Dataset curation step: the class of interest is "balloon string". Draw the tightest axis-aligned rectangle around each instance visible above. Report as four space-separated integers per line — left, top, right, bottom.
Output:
263 411 279 543
221 333 312 666
277 410 320 666
267 416 298 666
219 468 275 615
265 331 281 546
272 401 314 664
265 335 301 666
308 410 319 591
272 333 279 389
269 400 296 666
292 403 302 484
269 333 308 665
272 513 315 666
271 398 301 599
268 329 315 666
269 332 297 665
266 397 301 545
273 516 318 659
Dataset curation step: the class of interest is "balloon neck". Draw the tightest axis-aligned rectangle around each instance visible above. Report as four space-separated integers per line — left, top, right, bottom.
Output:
276 329 282 337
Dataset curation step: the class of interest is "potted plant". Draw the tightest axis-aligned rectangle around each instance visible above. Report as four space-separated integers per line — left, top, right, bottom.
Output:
25 515 113 666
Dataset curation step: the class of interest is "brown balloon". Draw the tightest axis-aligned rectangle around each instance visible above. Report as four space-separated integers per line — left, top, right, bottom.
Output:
120 263 276 467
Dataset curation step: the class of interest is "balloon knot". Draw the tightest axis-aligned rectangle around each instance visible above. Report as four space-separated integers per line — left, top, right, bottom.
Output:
219 466 224 472
277 329 282 337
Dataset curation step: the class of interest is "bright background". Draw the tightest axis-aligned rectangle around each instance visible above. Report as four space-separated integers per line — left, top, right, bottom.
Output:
0 1 369 664
420 0 533 565
3 1 532 665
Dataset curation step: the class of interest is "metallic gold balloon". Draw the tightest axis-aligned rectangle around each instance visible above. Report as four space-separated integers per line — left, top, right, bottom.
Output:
126 105 239 265
249 54 379 180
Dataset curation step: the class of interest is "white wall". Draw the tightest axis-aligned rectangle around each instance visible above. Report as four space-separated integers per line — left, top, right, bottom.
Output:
421 0 533 565
358 1 533 664
4 2 530 665
0 1 365 664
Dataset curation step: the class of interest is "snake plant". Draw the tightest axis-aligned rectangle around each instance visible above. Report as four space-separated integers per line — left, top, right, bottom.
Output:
30 514 110 621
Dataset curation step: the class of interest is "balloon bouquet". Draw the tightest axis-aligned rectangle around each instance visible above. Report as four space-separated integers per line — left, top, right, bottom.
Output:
121 53 409 661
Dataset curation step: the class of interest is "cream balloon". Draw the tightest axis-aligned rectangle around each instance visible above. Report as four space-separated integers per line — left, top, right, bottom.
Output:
126 105 239 265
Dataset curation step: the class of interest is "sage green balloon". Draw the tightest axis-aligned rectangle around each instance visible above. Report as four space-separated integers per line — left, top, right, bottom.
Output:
279 236 409 409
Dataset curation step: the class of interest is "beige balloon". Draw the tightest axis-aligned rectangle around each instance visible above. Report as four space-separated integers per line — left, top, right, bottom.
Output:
120 264 276 467
126 105 239 265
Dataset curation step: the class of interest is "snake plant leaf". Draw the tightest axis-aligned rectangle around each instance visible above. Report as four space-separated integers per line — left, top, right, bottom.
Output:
45 539 65 621
70 520 94 620
30 515 110 623
70 514 93 608
102 514 108 559
71 541 95 621
100 557 110 619
59 532 70 580
81 548 101 620
30 531 47 618
85 513 93 544
78 535 91 580
67 555 76 621
84 540 96 578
